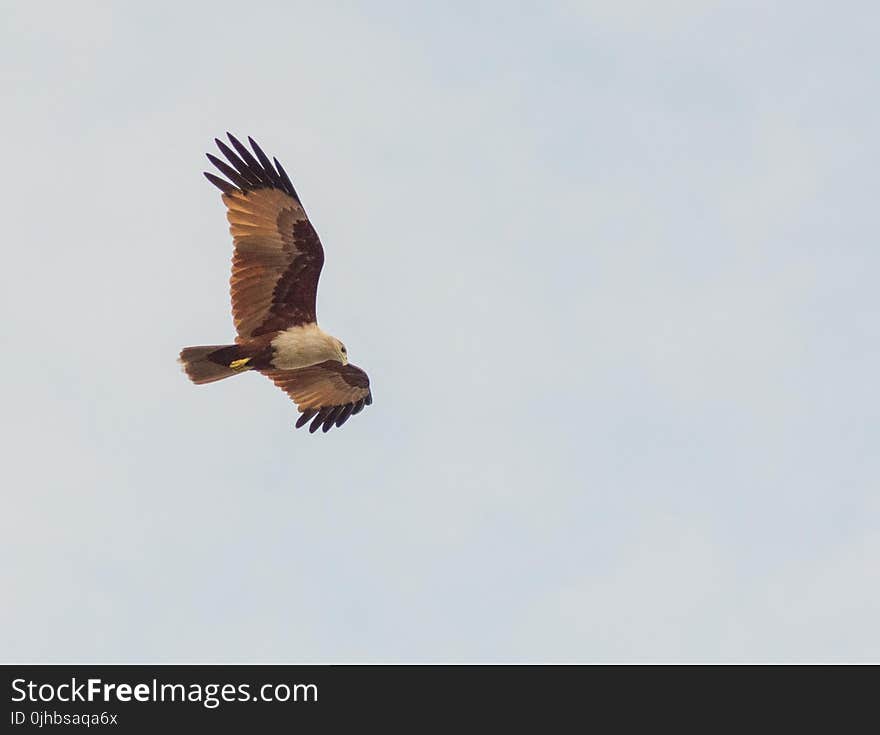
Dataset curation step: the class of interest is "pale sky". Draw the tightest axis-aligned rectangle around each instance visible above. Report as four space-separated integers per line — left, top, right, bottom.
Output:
2 1 879 662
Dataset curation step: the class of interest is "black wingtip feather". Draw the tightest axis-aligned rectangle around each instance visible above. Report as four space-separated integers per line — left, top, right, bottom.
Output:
215 139 261 187
273 157 299 200
206 153 250 190
296 409 319 429
321 407 343 433
204 171 237 194
227 133 270 186
247 136 282 188
335 404 355 427
309 407 333 433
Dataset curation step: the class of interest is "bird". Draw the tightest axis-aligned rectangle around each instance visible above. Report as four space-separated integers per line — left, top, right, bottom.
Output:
179 133 372 433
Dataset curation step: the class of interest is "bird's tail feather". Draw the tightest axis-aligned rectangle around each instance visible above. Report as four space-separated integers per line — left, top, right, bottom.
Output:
178 344 253 385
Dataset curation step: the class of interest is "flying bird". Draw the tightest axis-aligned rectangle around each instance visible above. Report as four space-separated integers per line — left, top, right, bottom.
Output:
179 134 372 433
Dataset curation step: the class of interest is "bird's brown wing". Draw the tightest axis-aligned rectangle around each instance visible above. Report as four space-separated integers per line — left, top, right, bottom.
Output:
204 134 324 341
262 361 373 433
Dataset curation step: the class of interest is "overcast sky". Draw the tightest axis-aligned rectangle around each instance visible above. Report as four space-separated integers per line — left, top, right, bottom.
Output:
2 1 879 662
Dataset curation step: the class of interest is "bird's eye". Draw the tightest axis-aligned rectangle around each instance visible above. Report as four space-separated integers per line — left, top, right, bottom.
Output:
341 345 347 354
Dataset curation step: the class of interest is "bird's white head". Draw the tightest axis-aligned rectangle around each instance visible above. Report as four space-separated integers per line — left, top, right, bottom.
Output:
332 337 349 365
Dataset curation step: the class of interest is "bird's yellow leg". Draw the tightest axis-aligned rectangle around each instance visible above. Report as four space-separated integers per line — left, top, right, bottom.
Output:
229 358 251 371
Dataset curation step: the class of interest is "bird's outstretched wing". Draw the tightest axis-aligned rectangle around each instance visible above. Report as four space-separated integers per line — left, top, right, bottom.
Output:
262 362 373 433
204 134 324 341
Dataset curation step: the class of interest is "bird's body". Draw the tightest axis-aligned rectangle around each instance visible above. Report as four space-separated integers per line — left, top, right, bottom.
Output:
179 134 372 433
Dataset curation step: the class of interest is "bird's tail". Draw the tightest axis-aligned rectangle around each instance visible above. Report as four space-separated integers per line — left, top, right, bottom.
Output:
178 344 254 385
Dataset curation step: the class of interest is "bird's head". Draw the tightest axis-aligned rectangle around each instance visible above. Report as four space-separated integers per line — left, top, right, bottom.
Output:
332 337 349 365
